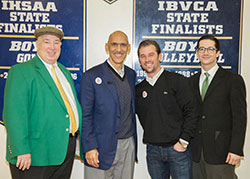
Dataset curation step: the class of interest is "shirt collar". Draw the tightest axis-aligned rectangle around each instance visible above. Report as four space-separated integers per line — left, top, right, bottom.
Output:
107 59 125 78
201 63 218 79
146 68 164 86
37 54 58 69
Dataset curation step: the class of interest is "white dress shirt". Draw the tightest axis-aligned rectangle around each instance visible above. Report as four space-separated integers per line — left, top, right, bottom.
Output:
199 64 219 94
39 55 79 133
107 59 125 78
146 68 164 86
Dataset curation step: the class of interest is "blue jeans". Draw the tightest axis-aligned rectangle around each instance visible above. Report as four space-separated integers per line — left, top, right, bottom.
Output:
146 144 192 179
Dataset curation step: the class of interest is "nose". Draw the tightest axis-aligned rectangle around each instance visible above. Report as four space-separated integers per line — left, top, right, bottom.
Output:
203 48 209 54
145 56 151 62
116 44 121 51
49 43 55 49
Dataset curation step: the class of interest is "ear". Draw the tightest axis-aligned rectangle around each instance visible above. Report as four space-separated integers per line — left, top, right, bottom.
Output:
35 40 40 51
127 44 131 55
196 50 200 62
159 53 163 62
216 50 220 58
105 43 109 54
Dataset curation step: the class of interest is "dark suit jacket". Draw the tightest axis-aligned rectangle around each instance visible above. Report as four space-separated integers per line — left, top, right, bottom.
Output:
3 55 82 165
80 61 137 170
189 66 247 164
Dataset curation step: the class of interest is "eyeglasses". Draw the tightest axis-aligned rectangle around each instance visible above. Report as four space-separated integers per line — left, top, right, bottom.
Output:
197 47 217 54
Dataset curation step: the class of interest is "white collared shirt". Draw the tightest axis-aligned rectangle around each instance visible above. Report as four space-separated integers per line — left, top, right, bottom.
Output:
146 68 164 86
199 64 219 94
107 59 125 78
38 55 79 132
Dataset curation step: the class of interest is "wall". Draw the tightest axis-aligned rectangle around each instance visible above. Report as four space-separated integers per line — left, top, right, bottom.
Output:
0 0 250 178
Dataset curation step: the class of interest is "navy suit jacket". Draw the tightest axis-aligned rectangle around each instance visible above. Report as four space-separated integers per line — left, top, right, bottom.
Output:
80 61 137 170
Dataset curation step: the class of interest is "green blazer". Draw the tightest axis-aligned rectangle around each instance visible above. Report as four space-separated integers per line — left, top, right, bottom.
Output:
3 55 82 166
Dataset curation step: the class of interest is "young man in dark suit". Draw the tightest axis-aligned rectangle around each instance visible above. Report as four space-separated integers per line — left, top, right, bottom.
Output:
190 35 247 179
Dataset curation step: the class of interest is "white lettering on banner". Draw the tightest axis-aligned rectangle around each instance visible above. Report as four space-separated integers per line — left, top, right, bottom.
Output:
1 1 57 12
166 13 209 23
158 1 218 11
1 0 63 65
162 41 197 52
161 53 224 63
16 53 36 63
160 41 225 63
71 73 77 80
0 0 79 83
175 70 198 78
10 12 50 23
153 1 223 35
9 41 36 52
0 23 62 33
151 24 223 35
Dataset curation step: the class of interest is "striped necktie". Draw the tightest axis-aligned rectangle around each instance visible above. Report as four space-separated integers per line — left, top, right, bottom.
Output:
201 72 210 101
52 65 77 135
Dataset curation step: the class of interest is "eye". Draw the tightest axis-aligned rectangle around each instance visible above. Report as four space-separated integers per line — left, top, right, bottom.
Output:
208 47 216 51
111 42 118 47
148 53 155 57
120 43 128 47
198 47 206 51
140 54 146 59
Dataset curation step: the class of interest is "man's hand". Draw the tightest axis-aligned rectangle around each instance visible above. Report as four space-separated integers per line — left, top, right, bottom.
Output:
173 142 187 152
16 153 31 170
85 149 99 168
226 152 241 165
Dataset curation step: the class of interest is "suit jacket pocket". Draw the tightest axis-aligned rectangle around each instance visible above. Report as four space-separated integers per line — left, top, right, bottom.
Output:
215 131 230 157
215 131 221 140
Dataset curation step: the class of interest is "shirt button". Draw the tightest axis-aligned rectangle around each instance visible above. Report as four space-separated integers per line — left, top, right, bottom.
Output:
198 131 202 134
66 115 69 118
66 128 69 132
202 115 206 120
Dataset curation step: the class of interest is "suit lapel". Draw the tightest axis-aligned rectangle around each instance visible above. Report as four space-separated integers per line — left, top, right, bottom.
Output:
125 66 135 113
101 62 120 106
194 72 203 104
203 67 224 101
34 56 66 110
58 63 82 116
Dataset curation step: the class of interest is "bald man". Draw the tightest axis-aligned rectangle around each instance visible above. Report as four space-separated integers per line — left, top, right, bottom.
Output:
80 31 138 179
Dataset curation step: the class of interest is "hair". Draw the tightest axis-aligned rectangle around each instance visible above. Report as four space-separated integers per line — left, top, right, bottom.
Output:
197 35 220 51
137 40 161 56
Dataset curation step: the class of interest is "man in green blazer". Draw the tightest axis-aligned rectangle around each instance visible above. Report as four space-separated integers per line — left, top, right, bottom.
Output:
3 27 82 179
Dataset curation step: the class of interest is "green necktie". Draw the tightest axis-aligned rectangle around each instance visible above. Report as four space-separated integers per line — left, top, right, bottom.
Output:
201 72 210 101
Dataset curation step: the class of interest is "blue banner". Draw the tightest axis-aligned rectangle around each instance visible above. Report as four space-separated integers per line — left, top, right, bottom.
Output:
133 0 243 83
0 0 84 125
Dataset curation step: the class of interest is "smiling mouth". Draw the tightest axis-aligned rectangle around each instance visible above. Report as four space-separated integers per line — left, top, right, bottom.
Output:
144 62 153 67
47 51 56 56
114 53 123 57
